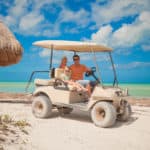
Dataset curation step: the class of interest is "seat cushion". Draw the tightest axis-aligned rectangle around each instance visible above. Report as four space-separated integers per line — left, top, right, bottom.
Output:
34 78 55 86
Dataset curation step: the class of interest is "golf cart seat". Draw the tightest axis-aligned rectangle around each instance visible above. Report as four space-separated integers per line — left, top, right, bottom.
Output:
54 68 64 78
34 78 55 86
34 68 64 87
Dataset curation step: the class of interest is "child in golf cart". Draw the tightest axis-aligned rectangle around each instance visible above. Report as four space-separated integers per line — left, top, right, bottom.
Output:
61 67 88 92
59 56 88 92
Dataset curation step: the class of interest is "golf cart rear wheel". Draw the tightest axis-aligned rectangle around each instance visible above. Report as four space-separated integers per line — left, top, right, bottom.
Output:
91 102 116 128
32 95 52 118
117 104 132 121
58 107 73 115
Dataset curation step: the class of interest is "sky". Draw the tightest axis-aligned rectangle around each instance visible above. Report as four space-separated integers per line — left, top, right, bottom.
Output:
0 0 150 83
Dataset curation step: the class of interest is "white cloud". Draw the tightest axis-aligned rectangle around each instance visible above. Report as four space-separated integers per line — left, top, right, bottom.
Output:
0 0 64 37
112 24 139 47
116 61 150 70
64 27 79 34
91 11 150 51
0 15 16 27
8 0 28 17
91 25 113 46
19 12 44 31
58 8 90 28
39 49 50 57
112 11 150 47
91 0 150 27
42 23 60 37
33 0 64 10
0 0 29 28
142 45 150 51
1 0 150 40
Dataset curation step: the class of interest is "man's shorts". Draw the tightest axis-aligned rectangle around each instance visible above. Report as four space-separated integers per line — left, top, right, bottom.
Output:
76 80 90 87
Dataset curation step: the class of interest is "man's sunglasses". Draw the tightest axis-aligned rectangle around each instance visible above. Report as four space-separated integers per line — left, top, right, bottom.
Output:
73 58 79 61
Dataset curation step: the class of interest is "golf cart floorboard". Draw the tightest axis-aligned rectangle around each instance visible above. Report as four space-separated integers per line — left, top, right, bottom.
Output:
54 101 89 111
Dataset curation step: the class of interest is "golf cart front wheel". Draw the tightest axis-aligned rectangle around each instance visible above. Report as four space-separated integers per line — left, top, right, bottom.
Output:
91 102 116 128
32 95 52 118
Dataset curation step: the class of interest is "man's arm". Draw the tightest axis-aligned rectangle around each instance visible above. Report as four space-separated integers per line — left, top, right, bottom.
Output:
83 65 91 72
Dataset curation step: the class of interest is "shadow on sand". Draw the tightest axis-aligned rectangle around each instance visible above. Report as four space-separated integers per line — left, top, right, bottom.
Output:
60 110 92 123
113 115 138 128
49 109 137 128
49 109 91 123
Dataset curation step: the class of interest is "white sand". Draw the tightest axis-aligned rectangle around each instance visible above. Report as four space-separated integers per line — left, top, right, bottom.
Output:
0 103 150 150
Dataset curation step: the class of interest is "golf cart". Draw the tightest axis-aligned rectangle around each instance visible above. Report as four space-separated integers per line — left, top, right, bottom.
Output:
26 40 131 128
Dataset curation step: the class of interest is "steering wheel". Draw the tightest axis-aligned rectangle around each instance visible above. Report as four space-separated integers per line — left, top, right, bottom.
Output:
85 67 96 77
54 78 68 88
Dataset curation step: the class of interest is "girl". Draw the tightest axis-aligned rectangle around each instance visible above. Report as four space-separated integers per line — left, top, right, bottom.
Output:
59 56 67 69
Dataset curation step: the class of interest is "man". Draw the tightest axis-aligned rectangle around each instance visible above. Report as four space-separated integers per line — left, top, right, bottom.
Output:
69 54 91 96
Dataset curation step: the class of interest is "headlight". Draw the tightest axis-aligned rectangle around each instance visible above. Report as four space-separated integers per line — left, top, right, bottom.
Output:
120 99 127 106
115 90 122 96
123 88 128 96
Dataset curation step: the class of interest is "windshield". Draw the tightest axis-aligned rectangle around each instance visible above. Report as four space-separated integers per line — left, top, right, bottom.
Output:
51 51 116 85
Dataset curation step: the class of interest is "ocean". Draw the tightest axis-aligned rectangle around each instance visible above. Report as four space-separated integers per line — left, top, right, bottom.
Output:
0 82 150 98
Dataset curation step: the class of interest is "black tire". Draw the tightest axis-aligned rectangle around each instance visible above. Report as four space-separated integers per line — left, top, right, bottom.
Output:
91 102 116 128
118 104 132 121
32 95 52 118
58 107 73 115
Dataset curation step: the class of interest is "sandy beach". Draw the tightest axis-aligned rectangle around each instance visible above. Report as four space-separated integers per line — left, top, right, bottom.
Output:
0 92 150 150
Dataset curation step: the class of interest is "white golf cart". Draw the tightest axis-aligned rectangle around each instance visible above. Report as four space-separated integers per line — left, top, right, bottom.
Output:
26 40 131 128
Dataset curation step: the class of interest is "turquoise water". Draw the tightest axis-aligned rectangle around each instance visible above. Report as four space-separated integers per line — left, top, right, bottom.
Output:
0 82 35 93
119 83 150 98
0 82 150 98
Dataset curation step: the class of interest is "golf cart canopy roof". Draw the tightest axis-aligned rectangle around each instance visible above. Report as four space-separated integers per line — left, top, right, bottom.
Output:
33 40 112 52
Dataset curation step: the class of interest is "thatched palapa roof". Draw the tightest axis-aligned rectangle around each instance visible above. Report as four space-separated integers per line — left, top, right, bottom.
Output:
0 21 23 66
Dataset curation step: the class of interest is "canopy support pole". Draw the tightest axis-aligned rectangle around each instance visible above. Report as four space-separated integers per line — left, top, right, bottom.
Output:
91 49 102 85
73 51 76 55
49 45 53 70
109 52 118 87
